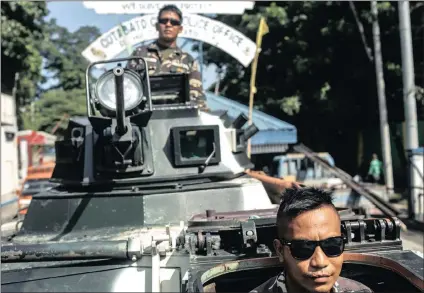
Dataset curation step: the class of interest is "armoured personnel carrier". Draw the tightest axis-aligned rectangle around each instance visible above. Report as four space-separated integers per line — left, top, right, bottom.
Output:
1 57 423 293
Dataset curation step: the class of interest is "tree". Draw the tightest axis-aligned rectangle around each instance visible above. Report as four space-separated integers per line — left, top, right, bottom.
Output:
41 19 101 91
1 3 101 134
21 89 87 137
25 21 102 134
199 1 423 175
1 2 48 108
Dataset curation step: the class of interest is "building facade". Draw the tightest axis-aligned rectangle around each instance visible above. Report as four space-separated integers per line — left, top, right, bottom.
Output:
1 92 19 222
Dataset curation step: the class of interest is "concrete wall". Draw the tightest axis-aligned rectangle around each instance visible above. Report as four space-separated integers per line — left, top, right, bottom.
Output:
1 92 17 126
1 93 19 222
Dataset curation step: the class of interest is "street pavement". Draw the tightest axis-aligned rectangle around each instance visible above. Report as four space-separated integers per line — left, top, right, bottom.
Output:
1 220 20 240
400 228 424 254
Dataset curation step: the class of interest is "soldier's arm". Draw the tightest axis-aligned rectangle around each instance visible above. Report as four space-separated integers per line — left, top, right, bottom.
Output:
188 59 207 109
245 169 302 190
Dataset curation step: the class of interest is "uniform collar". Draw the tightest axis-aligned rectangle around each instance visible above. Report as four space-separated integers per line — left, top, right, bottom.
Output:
147 41 182 56
276 272 341 293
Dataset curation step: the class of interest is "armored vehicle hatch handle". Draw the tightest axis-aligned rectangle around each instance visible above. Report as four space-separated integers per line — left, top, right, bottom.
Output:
198 142 216 174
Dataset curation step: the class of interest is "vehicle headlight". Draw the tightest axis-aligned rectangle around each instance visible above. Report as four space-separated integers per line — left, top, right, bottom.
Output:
95 70 143 111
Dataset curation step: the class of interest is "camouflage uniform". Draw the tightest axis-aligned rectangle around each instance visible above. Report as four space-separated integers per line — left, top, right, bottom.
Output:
127 41 207 109
250 272 372 293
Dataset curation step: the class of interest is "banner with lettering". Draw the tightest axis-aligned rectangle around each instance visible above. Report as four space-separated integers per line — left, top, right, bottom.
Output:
83 1 255 15
81 13 257 67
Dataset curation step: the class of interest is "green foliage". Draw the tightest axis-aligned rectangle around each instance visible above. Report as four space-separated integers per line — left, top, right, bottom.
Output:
21 89 87 136
3 1 423 176
16 17 100 132
41 19 101 90
1 1 48 106
0 2 98 133
30 20 101 132
201 1 423 123
198 1 423 174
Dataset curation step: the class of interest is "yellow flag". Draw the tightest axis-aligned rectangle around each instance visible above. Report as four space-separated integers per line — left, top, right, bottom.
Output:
255 17 269 49
250 17 269 88
247 17 269 158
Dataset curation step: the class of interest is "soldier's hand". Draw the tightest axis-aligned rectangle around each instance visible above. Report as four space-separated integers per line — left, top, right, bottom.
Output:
245 169 268 175
289 181 303 189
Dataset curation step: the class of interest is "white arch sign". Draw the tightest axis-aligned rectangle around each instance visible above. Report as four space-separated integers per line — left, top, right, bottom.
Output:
81 13 257 67
83 1 255 15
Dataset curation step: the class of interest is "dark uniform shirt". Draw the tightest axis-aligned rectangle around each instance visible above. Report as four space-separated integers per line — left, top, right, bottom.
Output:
126 41 207 109
250 272 373 293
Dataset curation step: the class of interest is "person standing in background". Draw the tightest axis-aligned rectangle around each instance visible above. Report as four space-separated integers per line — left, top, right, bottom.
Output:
367 153 383 184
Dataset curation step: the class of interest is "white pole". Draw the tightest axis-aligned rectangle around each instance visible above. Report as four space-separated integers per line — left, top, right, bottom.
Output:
398 0 421 220
371 0 395 195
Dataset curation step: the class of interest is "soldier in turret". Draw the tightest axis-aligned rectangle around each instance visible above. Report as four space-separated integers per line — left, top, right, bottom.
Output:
250 187 372 293
127 5 207 110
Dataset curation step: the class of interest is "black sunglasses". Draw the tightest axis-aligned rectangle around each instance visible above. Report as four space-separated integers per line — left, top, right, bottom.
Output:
280 236 345 260
158 18 181 26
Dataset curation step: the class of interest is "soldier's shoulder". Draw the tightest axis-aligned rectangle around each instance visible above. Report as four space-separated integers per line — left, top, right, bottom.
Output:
336 276 373 292
131 43 156 56
181 50 196 63
131 45 147 55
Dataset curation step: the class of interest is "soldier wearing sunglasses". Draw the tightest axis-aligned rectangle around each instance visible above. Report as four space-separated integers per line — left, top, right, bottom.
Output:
127 5 207 109
251 187 372 293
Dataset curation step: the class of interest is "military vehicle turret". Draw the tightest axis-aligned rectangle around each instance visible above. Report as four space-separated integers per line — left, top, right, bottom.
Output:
2 57 423 293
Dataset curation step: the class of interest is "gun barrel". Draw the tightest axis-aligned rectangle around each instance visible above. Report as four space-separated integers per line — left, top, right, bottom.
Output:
114 66 126 135
1 241 129 262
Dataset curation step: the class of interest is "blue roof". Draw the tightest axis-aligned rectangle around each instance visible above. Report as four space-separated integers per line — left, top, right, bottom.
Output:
409 147 424 155
205 92 298 147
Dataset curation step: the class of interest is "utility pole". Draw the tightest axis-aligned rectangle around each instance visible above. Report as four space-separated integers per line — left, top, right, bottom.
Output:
11 72 19 102
30 101 35 124
398 0 420 220
199 41 204 89
371 0 395 196
214 68 222 95
11 72 21 128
